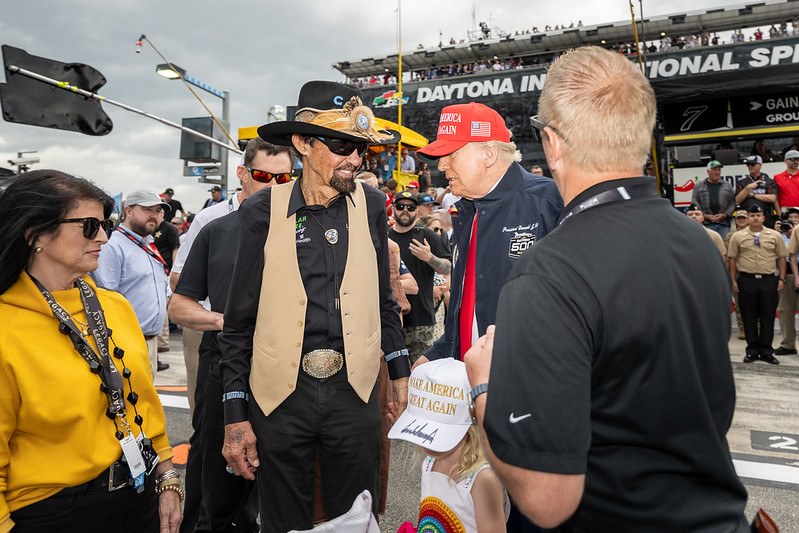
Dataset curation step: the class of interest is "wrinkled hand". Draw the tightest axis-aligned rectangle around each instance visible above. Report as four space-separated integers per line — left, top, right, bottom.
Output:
388 377 409 423
158 489 182 533
222 421 259 480
464 325 495 388
409 238 433 263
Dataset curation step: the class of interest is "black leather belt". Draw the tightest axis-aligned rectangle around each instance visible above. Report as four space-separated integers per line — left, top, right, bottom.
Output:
738 272 772 279
61 459 130 495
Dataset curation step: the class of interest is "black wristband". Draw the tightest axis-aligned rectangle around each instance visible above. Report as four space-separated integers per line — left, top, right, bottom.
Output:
387 354 411 380
223 397 249 425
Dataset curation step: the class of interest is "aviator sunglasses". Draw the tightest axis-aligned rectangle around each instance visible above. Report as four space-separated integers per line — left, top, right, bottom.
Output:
246 167 292 184
315 136 369 157
58 217 115 239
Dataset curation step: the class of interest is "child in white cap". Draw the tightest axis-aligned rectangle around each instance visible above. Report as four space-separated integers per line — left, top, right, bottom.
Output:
388 359 508 532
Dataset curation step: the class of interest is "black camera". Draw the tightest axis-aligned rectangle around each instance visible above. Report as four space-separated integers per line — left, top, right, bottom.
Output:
779 220 793 233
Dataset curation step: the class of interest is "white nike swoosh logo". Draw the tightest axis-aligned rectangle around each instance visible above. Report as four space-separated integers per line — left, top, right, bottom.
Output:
509 413 532 424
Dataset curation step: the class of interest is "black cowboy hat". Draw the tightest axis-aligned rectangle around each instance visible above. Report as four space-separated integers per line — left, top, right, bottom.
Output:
257 81 400 147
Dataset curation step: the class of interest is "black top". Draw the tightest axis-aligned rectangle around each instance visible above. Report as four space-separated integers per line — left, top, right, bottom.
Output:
152 220 180 272
218 180 405 423
173 210 239 355
167 198 184 217
487 177 748 531
737 173 778 224
388 225 451 327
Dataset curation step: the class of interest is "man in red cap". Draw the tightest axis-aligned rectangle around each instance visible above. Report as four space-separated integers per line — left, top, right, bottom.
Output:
414 102 562 530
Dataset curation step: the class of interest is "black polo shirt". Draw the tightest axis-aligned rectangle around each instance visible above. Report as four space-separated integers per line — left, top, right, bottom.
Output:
173 210 239 355
487 177 748 531
219 180 405 424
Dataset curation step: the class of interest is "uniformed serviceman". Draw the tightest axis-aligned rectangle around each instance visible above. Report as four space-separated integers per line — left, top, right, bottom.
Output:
728 204 788 364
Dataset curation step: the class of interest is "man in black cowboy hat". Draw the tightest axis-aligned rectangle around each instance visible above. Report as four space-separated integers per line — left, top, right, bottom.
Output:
218 81 410 532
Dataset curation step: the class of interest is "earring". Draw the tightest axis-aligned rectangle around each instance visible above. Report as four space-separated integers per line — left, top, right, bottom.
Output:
35 247 42 253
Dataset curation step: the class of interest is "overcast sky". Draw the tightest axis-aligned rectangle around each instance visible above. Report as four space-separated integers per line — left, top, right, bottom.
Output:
1 0 737 210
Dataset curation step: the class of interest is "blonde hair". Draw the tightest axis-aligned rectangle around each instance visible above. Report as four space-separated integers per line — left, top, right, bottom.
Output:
448 426 487 483
538 46 655 174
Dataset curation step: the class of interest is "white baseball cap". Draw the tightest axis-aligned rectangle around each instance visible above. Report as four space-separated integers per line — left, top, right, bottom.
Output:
387 358 472 453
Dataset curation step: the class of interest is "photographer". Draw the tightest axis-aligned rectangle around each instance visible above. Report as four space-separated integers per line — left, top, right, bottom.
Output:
736 155 779 228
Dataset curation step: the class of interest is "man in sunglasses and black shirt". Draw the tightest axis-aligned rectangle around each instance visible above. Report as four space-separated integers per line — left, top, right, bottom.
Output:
735 154 779 228
218 81 411 533
167 137 295 533
389 191 452 365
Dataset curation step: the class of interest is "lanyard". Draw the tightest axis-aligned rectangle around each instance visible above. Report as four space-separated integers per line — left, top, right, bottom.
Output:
116 227 169 274
558 180 659 225
30 275 127 418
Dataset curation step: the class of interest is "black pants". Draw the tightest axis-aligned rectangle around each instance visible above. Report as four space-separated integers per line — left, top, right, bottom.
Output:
10 471 158 532
180 343 211 533
250 367 381 533
195 355 258 533
738 273 779 356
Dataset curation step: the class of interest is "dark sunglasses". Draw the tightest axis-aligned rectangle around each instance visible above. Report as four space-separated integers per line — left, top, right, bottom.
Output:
246 167 292 184
745 162 759 166
315 136 369 157
394 203 417 212
529 115 567 144
58 217 114 239
432 227 444 233
789 158 799 162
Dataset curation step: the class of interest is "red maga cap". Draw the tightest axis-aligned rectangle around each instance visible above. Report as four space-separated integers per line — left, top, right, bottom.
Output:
417 102 510 159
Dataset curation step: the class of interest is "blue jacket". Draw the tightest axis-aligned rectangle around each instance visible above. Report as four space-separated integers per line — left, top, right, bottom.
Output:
426 162 563 361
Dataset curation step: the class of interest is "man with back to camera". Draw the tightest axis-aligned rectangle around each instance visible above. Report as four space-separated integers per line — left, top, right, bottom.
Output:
463 46 750 531
218 81 410 533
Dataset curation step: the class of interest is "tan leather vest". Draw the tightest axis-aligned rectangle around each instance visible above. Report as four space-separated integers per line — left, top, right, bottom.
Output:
250 180 382 416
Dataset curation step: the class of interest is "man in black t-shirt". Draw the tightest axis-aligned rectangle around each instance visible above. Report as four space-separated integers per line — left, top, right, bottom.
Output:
388 191 452 364
162 187 185 217
465 47 749 531
735 155 779 228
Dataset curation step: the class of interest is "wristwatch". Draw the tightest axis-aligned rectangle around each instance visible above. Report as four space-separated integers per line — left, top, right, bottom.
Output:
468 383 489 425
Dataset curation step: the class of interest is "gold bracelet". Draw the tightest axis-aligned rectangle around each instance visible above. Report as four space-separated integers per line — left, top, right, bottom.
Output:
157 483 184 502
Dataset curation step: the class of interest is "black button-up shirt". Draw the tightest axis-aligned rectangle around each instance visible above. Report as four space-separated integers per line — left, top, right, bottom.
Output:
218 180 404 423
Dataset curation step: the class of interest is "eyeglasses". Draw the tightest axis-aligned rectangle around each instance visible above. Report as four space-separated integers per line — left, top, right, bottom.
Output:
171 221 184 226
529 115 567 144
58 217 115 239
315 136 369 157
394 203 417 212
246 167 292 184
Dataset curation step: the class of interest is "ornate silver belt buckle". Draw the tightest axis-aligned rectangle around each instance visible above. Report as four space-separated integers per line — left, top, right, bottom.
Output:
108 461 128 492
301 349 343 379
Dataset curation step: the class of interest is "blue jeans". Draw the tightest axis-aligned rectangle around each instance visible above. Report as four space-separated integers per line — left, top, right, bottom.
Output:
704 222 730 241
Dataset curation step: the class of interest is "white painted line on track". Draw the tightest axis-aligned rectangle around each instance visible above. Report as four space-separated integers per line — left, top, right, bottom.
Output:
734 459 799 485
159 393 190 410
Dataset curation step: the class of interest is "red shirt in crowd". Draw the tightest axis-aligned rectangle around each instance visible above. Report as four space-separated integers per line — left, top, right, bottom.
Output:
774 169 799 207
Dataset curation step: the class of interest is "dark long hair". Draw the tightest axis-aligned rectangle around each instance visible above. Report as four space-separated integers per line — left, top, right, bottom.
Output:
0 170 115 295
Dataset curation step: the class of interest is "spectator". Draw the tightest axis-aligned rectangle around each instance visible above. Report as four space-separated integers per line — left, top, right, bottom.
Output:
751 139 779 162
389 191 452 365
171 216 185 235
162 187 184 217
728 205 787 364
93 190 170 377
416 193 437 217
416 161 432 191
530 164 544 176
774 150 799 209
685 203 727 261
379 146 398 182
201 186 224 210
407 180 421 194
400 147 416 173
735 155 779 228
152 207 180 363
690 160 736 239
